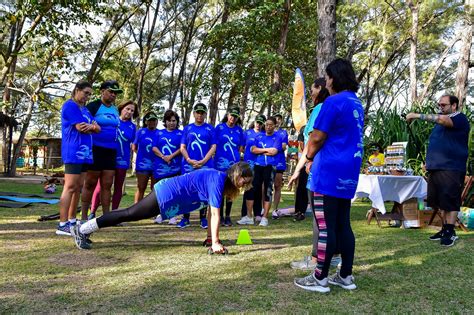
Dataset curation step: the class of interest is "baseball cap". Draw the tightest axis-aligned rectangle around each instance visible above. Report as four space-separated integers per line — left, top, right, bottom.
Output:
193 103 207 113
273 113 283 119
100 80 123 94
145 112 158 121
255 114 266 124
229 107 240 118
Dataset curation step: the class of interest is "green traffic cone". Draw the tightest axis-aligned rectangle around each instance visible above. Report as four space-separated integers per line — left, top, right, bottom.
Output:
236 229 253 245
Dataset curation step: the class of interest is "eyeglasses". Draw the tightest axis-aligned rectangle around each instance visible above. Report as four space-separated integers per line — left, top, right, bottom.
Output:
107 89 118 95
438 103 451 107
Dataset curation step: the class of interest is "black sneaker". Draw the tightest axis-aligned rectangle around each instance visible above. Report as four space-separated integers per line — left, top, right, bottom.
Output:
293 213 305 222
224 217 232 227
429 230 444 241
440 231 458 247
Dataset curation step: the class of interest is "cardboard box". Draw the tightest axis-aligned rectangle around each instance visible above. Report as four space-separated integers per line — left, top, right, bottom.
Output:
418 210 443 227
402 198 419 220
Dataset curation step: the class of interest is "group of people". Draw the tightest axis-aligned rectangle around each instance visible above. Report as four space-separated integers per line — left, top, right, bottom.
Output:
59 57 470 294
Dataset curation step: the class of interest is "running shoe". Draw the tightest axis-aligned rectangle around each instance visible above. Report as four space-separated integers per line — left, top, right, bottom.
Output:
154 215 163 224
290 256 316 270
328 271 356 290
293 213 305 222
55 222 71 236
272 210 280 219
223 217 232 227
168 217 178 225
294 273 330 293
429 229 444 241
440 230 458 247
237 216 254 225
70 224 91 250
177 218 190 229
259 217 269 227
200 218 208 229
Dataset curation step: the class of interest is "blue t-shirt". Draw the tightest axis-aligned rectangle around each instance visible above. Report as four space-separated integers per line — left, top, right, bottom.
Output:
153 169 226 219
308 91 364 199
153 129 183 180
86 100 120 149
214 123 244 171
116 119 136 169
61 99 94 164
134 128 158 172
181 123 216 173
304 103 322 144
253 133 283 167
426 112 470 172
243 129 262 168
274 129 288 171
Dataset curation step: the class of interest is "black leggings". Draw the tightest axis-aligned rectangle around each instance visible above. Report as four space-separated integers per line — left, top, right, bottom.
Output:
183 208 206 220
250 165 275 203
97 191 160 228
312 193 354 279
220 198 233 218
294 170 309 215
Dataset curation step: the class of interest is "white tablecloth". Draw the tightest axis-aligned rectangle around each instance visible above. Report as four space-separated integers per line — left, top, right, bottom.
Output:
354 175 427 214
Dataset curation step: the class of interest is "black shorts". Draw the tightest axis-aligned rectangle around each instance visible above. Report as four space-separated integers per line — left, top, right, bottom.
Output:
64 163 89 175
275 169 284 174
427 170 465 212
89 146 117 171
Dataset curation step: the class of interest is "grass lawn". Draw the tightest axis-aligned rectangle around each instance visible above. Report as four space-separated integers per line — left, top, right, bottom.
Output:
0 179 473 313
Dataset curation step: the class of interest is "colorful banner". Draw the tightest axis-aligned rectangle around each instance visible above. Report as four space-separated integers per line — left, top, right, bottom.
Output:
291 68 307 132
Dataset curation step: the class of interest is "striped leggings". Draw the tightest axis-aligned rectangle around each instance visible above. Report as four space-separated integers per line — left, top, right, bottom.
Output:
312 192 355 279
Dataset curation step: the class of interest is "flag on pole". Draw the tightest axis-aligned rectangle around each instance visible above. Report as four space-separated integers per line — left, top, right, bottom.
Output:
291 68 306 132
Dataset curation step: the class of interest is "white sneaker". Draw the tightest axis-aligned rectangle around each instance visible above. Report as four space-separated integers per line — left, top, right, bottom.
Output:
168 217 178 225
259 217 269 227
328 271 356 290
154 215 163 224
290 256 317 270
294 273 330 293
237 216 254 225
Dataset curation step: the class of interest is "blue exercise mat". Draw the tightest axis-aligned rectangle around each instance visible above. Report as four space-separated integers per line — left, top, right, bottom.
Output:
0 196 59 204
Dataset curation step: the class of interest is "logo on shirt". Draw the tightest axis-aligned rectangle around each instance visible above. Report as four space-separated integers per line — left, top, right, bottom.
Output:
190 132 206 158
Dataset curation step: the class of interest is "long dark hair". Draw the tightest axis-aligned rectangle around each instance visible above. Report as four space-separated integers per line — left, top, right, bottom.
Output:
325 58 359 93
224 162 253 200
314 87 330 105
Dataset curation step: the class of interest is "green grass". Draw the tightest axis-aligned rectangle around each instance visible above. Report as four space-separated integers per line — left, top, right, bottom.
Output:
0 180 473 313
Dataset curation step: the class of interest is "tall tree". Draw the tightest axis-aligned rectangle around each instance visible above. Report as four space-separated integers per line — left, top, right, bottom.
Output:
408 0 419 103
455 1 473 109
316 0 336 77
270 0 291 114
208 1 229 126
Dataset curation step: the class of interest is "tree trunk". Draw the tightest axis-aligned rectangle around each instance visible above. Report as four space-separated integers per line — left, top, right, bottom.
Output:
316 0 336 78
270 0 291 114
135 0 160 125
408 1 418 103
86 7 138 83
208 1 229 126
455 4 473 110
9 97 36 177
240 64 253 123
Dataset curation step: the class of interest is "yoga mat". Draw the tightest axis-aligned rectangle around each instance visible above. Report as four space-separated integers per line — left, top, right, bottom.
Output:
0 196 59 204
0 201 30 208
0 191 59 199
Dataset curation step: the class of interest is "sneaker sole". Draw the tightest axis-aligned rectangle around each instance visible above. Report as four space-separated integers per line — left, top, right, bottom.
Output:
429 237 442 241
56 230 71 236
328 280 357 290
237 221 253 225
441 236 458 247
70 226 91 250
294 280 330 293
